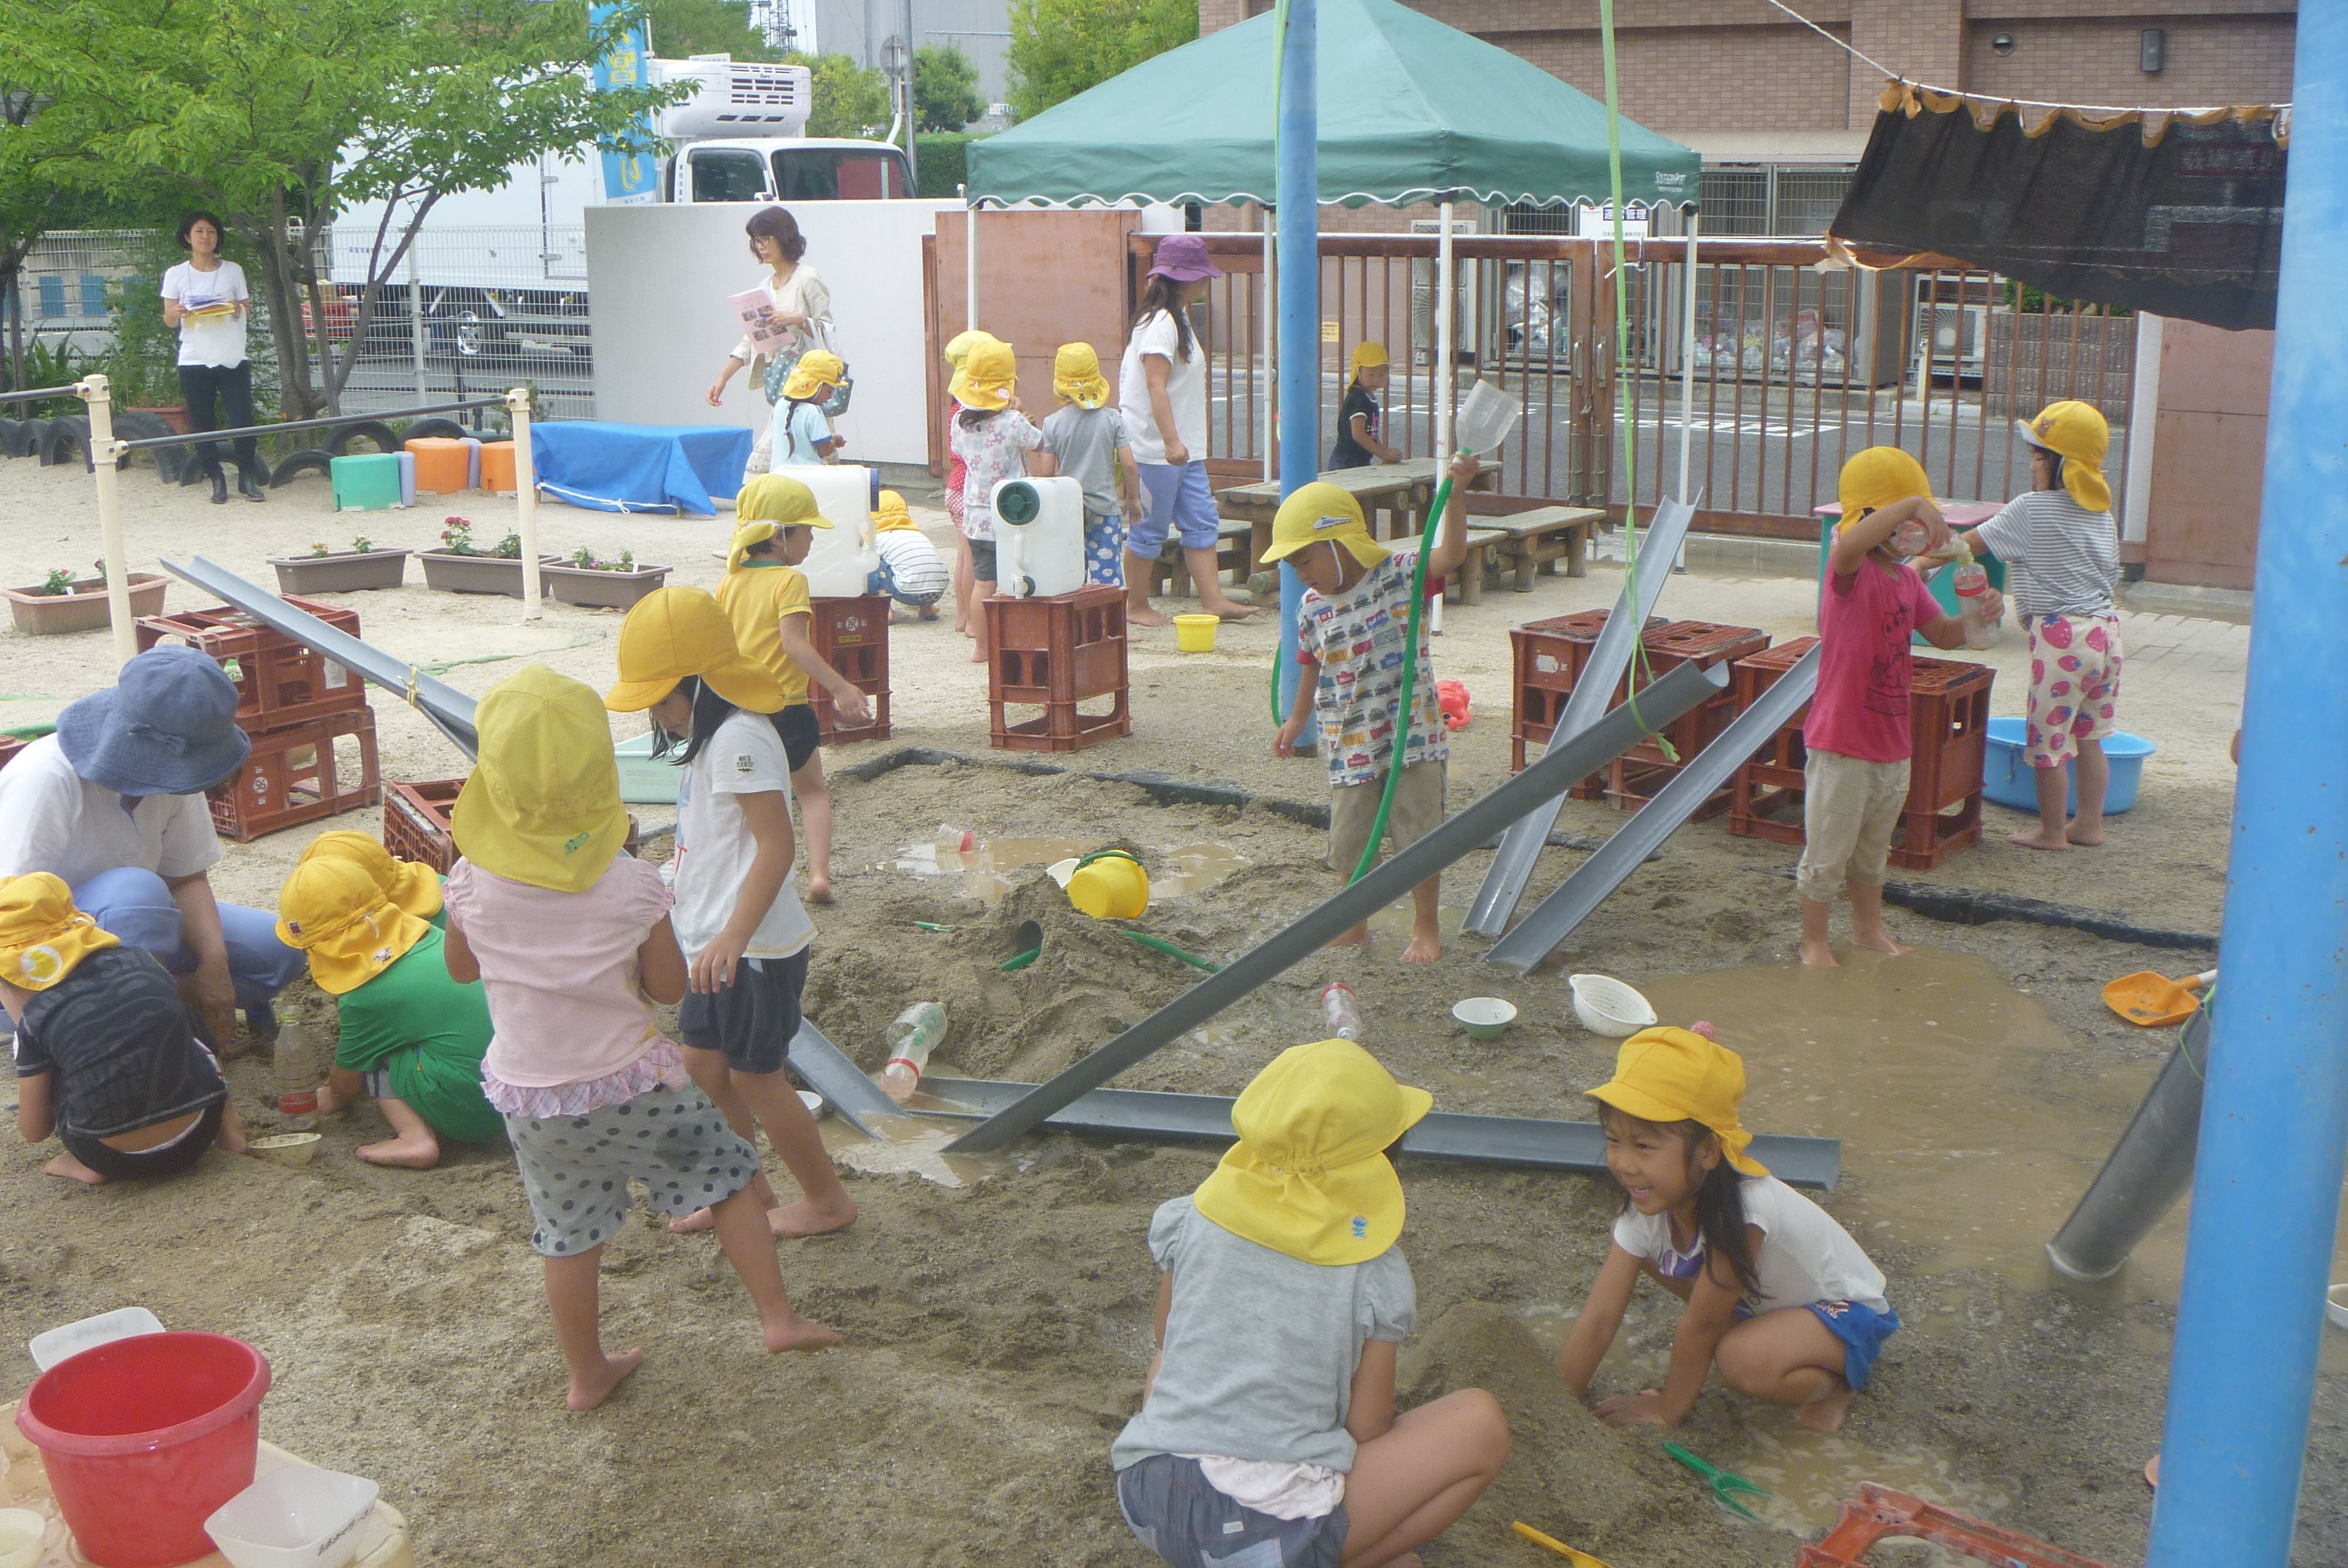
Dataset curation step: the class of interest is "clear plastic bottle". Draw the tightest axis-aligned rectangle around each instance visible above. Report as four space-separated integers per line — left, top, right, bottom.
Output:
1889 518 1928 557
1951 560 2000 650
882 1002 948 1101
1321 982 1362 1041
273 1019 319 1131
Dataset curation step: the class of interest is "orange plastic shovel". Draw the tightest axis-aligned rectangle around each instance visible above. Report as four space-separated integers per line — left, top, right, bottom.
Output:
2101 968 2217 1028
1510 1521 1612 1567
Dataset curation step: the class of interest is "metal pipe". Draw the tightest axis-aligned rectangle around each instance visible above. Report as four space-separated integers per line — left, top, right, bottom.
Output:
962 185 979 332
407 247 429 407
117 397 507 451
1677 211 1700 579
508 387 542 619
2046 1005 2208 1282
1272 0 1317 729
78 374 134 670
1435 198 1454 471
2148 11 2348 1562
1262 205 1276 485
0 383 82 404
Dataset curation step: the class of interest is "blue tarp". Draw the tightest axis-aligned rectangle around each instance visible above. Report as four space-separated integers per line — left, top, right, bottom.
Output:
529 421 752 516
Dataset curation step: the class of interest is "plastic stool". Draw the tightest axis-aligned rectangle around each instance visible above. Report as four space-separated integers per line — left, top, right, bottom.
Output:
331 452 402 512
405 437 470 494
479 440 517 496
462 437 482 490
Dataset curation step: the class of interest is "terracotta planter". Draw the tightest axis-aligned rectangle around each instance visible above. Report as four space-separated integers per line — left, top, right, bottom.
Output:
544 562 673 610
126 404 192 435
417 551 559 598
269 548 410 594
5 573 169 636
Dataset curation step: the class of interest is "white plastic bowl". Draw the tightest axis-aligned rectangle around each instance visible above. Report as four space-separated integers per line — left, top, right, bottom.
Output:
0 1508 47 1568
798 1089 825 1117
1451 997 1518 1041
1569 974 1657 1037
2327 1283 2348 1332
205 1468 379 1568
28 1305 164 1371
249 1133 323 1168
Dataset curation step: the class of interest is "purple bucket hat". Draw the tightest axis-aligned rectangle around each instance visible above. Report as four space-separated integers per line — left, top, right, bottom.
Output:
1148 234 1224 283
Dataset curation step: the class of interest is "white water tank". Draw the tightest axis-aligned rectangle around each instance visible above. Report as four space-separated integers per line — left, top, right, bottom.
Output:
773 464 879 598
992 477 1087 599
653 59 811 140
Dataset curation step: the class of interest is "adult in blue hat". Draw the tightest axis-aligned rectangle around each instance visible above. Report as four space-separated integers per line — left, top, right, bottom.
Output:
0 647 302 1044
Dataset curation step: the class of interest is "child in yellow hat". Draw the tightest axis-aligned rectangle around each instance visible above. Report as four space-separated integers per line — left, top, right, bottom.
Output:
1031 342 1143 588
1802 448 2001 968
1113 1039 1507 1567
942 329 1003 631
1329 342 1401 470
1955 400 2123 853
1269 451 1480 961
1561 1026 1897 1434
869 488 948 620
443 665 838 1410
606 587 858 1241
1 871 247 1184
773 348 846 467
949 335 1044 661
276 854 498 1168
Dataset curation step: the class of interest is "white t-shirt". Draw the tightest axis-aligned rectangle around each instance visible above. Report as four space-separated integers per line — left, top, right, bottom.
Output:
1118 308 1207 466
666 712 814 961
161 260 251 369
1611 1175 1890 1315
0 734 224 888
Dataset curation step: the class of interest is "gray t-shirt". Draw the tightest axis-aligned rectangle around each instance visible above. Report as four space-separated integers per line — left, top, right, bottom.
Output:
1111 1196 1416 1474
1974 489 2118 619
1041 404 1131 519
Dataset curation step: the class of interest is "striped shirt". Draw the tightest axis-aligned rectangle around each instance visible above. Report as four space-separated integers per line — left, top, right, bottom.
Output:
1974 490 2118 619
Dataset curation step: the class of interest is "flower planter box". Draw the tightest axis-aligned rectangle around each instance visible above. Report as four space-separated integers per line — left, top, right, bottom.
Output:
544 562 672 610
417 551 559 598
269 548 411 595
126 404 191 435
5 572 169 636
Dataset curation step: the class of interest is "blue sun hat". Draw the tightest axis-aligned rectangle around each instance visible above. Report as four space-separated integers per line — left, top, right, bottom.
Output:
55 646 249 796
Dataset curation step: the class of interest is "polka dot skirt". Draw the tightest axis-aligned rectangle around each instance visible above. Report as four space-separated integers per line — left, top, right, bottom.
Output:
502 1085 760 1257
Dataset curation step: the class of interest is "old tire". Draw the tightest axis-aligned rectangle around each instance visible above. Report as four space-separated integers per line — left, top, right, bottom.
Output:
402 417 468 442
110 411 185 484
269 448 335 488
6 418 48 459
38 415 91 470
326 419 400 455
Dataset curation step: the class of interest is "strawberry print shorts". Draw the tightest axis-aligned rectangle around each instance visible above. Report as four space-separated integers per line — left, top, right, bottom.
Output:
2025 613 2122 768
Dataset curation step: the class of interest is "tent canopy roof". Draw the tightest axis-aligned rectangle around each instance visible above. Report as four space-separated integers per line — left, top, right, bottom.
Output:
966 0 1701 212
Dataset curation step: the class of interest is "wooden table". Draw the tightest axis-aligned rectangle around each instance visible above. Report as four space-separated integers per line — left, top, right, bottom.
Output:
1219 459 1507 589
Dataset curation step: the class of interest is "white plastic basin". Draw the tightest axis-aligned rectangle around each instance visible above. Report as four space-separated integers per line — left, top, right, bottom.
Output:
1569 974 1657 1038
205 1468 380 1568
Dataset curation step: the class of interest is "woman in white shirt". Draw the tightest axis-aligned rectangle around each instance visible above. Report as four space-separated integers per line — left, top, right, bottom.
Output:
704 206 834 477
160 211 262 504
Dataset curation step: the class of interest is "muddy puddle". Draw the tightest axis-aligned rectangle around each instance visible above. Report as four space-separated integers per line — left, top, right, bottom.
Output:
814 1095 1011 1191
888 830 1246 904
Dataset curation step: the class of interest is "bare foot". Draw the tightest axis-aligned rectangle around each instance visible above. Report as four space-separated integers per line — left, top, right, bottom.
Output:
2066 820 2106 847
2144 1454 2160 1489
919 605 940 620
1850 930 1908 957
356 1137 441 1170
1794 1383 1856 1432
2008 828 2071 851
1799 938 1838 969
1128 603 1173 627
566 1347 645 1411
43 1151 106 1185
1202 599 1259 620
763 1313 845 1353
807 876 835 905
969 645 987 663
216 1124 250 1155
1326 922 1372 950
1400 932 1441 963
768 1195 858 1238
668 1207 720 1234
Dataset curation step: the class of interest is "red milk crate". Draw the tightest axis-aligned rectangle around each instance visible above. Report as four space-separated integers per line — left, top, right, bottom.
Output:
808 594 891 745
206 708 381 842
985 586 1129 753
1601 620 1770 818
1727 638 1996 870
0 734 28 774
1507 610 1666 788
383 778 640 873
136 596 366 734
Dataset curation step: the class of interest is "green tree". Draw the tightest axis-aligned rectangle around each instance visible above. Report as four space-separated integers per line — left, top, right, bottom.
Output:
914 43 983 133
782 51 890 139
1005 0 1195 123
644 0 782 61
5 0 682 418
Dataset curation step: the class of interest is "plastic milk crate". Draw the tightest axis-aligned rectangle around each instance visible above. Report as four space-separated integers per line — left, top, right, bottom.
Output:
1507 610 1666 784
984 586 1130 753
207 708 382 843
1601 621 1770 819
808 594 891 745
1727 637 1996 871
136 597 367 735
384 778 639 872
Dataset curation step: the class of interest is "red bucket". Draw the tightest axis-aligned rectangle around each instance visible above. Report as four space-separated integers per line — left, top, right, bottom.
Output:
15 1331 271 1568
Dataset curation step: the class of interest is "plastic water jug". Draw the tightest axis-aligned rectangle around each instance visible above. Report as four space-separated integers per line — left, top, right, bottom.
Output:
774 464 880 598
1952 560 2002 650
992 476 1087 598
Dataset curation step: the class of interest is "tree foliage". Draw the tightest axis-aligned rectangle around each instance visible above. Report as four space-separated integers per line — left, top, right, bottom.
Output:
914 43 983 133
643 0 782 60
1004 0 1195 123
782 51 890 140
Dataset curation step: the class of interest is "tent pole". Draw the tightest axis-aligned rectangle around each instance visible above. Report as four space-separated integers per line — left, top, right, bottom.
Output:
1263 203 1276 485
508 387 542 621
79 373 134 671
961 188 979 332
2147 9 2348 1564
1273 0 1317 728
1677 210 1698 506
1431 197 1453 634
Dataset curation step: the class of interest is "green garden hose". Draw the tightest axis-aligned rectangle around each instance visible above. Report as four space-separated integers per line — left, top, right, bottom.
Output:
1345 475 1453 884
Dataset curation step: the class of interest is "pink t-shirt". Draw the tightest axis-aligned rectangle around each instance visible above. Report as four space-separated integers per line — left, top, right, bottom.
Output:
442 854 673 1089
1806 555 1941 764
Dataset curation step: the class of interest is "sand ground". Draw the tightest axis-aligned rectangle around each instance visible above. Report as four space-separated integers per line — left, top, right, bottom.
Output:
2 454 2340 1567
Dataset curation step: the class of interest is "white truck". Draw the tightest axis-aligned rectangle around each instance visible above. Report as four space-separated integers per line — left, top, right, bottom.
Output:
329 59 912 360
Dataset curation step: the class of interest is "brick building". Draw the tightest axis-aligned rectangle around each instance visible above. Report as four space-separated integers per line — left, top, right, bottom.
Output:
1196 0 2297 234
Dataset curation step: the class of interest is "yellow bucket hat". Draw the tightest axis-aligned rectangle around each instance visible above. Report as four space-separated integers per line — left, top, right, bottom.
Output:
275 857 428 996
734 474 836 540
780 348 846 403
1585 1026 1769 1178
2017 400 2113 513
950 336 1017 411
451 665 632 894
1351 341 1389 374
0 873 118 993
297 830 441 920
1260 483 1390 570
1052 342 1111 409
1193 1039 1434 1266
605 586 786 715
944 328 999 371
872 489 917 533
1836 447 1936 531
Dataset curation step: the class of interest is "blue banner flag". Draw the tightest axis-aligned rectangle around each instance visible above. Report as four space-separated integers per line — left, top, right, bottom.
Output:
589 4 660 205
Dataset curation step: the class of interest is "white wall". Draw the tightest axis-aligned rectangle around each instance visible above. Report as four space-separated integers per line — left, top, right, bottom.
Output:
585 198 957 466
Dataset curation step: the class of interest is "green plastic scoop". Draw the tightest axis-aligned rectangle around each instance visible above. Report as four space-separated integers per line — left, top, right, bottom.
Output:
1662 1442 1768 1522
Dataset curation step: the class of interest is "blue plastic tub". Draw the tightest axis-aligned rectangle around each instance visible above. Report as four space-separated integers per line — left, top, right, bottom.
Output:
1982 718 2155 815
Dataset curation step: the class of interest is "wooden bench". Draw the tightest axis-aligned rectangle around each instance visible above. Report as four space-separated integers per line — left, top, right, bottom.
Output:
1448 526 1510 606
1150 518 1257 597
1480 505 1606 590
